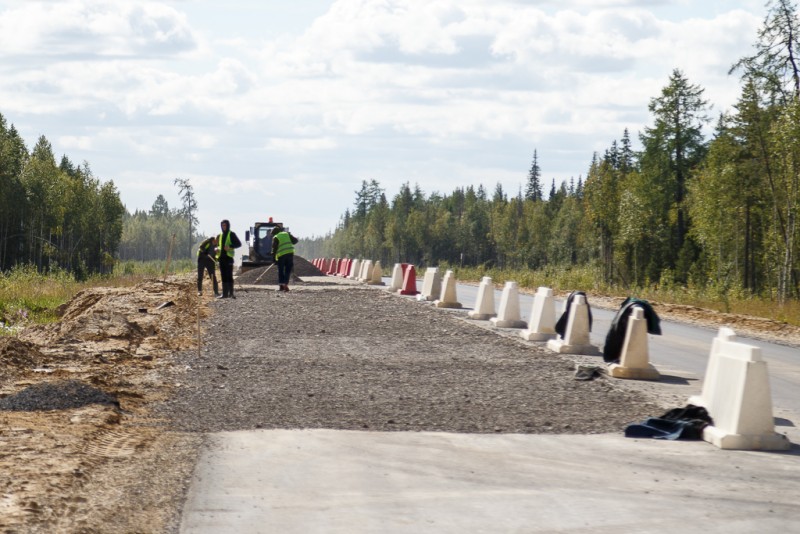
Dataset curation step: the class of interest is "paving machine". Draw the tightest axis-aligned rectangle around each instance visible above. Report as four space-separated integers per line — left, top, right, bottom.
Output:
240 218 286 274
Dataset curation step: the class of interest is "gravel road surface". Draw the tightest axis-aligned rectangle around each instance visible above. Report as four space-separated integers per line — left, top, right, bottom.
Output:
161 282 665 436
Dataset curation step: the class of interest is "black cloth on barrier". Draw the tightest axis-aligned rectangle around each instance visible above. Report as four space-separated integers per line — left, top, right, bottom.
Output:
554 291 593 338
602 297 661 363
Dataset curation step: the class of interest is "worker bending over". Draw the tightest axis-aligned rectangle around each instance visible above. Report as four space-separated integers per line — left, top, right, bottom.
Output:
196 235 219 297
271 225 299 292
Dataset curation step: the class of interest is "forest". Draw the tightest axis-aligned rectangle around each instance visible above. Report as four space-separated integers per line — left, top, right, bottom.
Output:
0 115 200 277
302 1 800 303
0 122 125 278
3 1 800 302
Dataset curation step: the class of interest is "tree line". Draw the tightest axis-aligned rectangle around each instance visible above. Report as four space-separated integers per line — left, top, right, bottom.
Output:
0 116 125 277
0 112 201 276
117 178 200 263
302 1 800 302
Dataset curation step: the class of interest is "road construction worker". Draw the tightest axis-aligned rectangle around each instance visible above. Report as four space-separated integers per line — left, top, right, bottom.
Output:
196 235 219 297
271 225 299 292
216 219 242 298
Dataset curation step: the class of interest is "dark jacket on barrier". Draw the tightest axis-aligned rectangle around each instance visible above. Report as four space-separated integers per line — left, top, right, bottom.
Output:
554 291 592 338
602 297 661 363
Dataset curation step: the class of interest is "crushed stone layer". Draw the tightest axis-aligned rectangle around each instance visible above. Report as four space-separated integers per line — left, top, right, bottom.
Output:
160 287 665 435
0 380 119 411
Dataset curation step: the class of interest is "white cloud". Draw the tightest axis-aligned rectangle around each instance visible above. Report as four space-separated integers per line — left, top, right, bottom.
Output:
0 0 768 236
265 137 338 152
0 0 198 59
58 135 92 150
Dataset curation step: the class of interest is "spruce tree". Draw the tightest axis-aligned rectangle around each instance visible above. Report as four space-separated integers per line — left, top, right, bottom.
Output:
524 149 543 201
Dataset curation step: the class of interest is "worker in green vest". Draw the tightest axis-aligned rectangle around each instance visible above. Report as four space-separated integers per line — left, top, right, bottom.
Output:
216 219 242 299
196 235 219 297
271 224 299 292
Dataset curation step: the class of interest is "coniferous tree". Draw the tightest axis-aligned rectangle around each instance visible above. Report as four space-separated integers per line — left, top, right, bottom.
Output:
524 149 543 201
174 177 198 256
639 69 710 280
731 0 800 102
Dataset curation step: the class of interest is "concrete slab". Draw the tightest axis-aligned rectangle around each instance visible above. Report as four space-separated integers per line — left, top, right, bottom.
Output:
180 430 800 534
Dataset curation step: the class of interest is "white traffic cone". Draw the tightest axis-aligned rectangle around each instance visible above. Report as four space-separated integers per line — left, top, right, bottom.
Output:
607 306 660 380
467 277 496 320
434 270 462 309
417 267 441 301
347 259 361 280
520 287 557 341
367 261 385 285
546 294 599 355
690 327 790 450
388 263 404 291
490 281 527 328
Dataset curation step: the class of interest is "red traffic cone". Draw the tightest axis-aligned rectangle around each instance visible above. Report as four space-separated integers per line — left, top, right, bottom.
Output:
398 264 419 295
327 258 339 275
339 258 350 277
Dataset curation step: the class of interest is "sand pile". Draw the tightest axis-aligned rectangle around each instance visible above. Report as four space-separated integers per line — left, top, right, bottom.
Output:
237 256 325 285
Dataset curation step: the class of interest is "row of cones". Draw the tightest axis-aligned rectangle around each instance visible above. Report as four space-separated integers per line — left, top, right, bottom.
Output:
389 266 789 451
313 258 790 450
311 257 385 285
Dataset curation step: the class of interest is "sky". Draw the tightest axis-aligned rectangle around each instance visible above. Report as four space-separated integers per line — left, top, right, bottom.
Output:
0 0 767 239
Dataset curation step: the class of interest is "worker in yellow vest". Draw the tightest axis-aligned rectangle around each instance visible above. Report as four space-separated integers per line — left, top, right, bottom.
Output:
271 224 299 292
196 235 219 297
215 219 242 298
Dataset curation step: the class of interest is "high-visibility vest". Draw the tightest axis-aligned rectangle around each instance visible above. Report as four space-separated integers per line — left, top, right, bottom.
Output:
197 238 215 258
274 231 295 259
216 232 235 260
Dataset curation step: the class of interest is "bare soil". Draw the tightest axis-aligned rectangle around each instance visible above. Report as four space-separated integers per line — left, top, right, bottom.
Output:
1 269 798 533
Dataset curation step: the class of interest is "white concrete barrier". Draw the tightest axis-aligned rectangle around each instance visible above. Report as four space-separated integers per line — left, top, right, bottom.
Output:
520 287 557 341
359 260 373 282
467 277 496 320
546 295 599 355
607 307 660 380
347 259 361 280
690 328 790 450
689 327 734 411
490 281 527 328
388 263 404 291
367 261 385 286
434 270 462 309
416 268 442 301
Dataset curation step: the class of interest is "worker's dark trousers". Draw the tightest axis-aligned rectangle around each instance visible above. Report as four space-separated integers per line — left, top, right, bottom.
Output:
277 254 294 285
219 258 235 297
197 257 218 295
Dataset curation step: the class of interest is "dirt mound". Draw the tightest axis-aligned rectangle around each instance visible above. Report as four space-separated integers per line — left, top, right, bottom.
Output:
0 380 119 411
293 256 326 277
237 265 302 285
237 259 326 285
0 337 47 368
1 274 203 533
21 278 198 357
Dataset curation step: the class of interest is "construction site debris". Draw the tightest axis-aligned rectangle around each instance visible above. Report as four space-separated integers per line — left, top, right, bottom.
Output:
0 380 119 411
